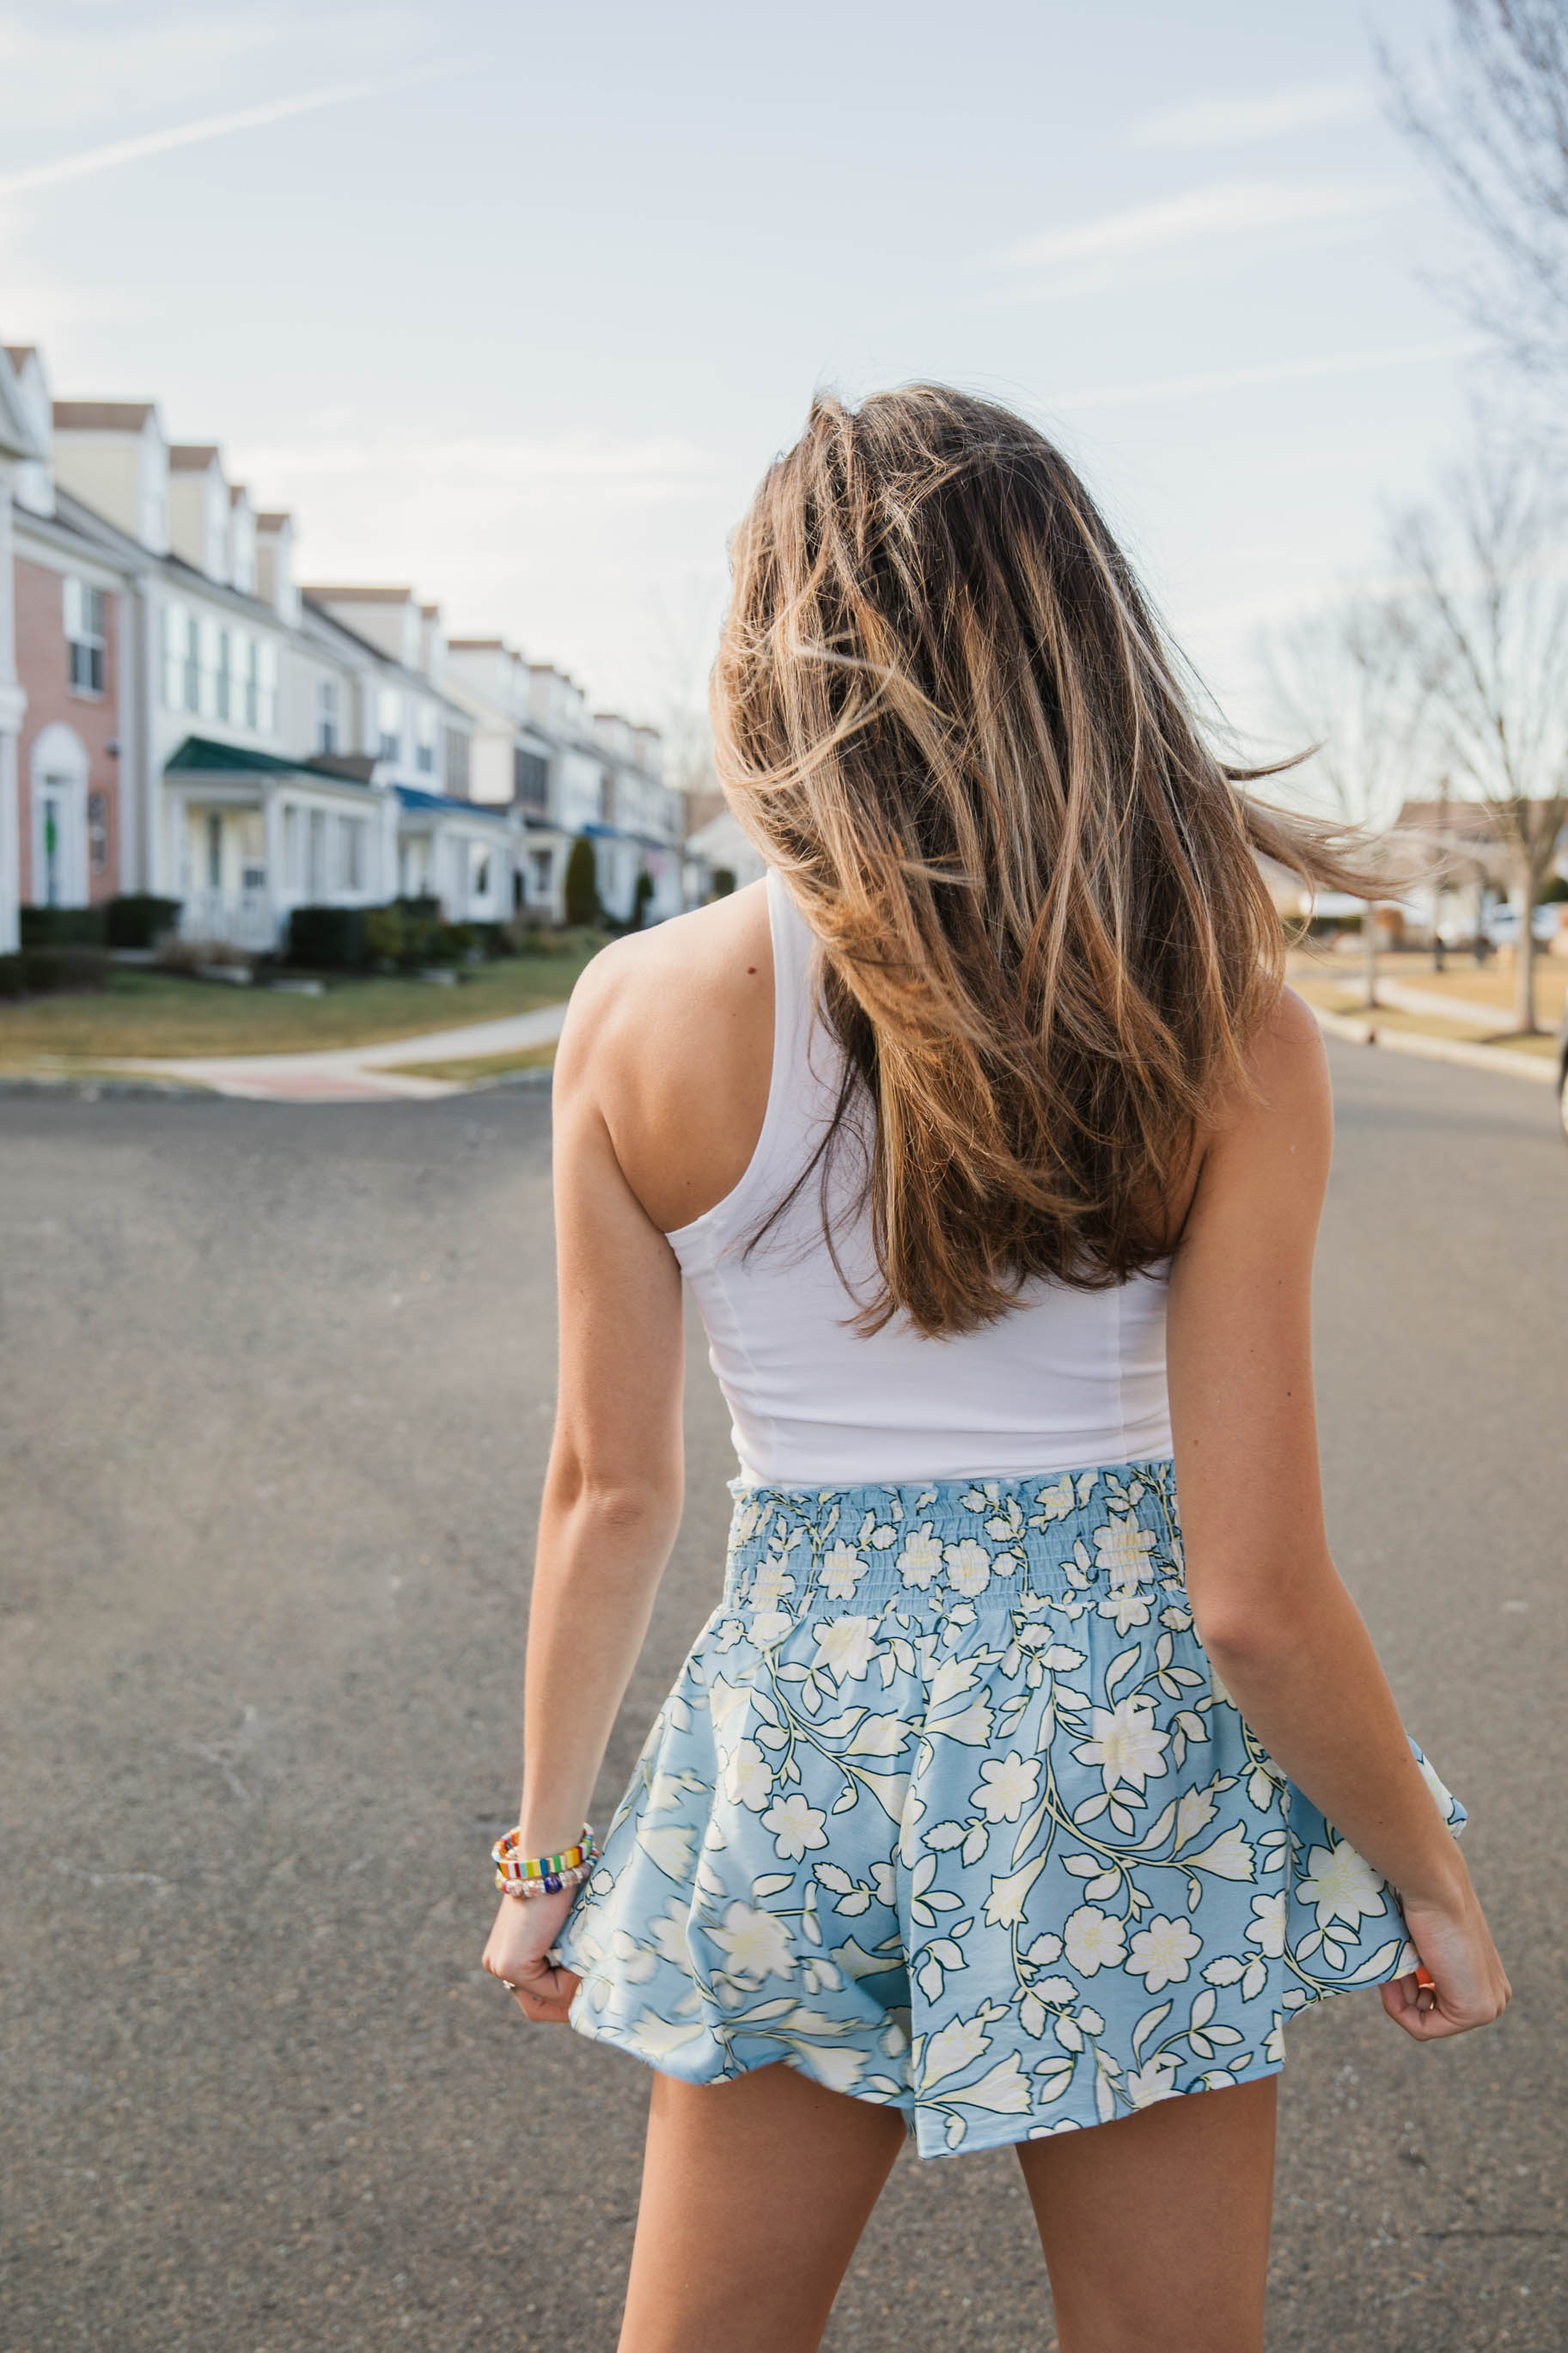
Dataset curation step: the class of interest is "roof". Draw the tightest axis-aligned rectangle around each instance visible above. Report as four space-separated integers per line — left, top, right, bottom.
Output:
52 400 156 431
420 602 441 620
229 484 250 507
448 636 508 651
163 734 375 786
306 751 378 785
4 345 35 369
394 783 513 822
1394 798 1510 838
169 443 221 471
302 584 414 604
255 511 291 531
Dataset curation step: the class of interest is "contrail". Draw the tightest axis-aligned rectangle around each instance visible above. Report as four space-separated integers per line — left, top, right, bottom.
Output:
0 62 469 199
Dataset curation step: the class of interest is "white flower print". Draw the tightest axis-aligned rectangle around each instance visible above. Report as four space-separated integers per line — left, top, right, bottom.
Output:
748 1558 796 1611
943 1538 993 1598
710 1902 795 1983
1093 1515 1157 1582
761 1793 828 1861
972 1752 1040 1824
920 2010 991 2088
1125 2055 1181 2108
1074 1698 1170 1795
1296 1839 1388 1934
1095 1585 1153 1634
820 1541 869 1601
1034 1474 1076 1523
1064 1904 1127 1977
1245 1892 1287 1958
812 1614 877 1684
560 1476 1464 2154
896 1525 943 1588
721 1739 774 1812
1126 1914 1202 1992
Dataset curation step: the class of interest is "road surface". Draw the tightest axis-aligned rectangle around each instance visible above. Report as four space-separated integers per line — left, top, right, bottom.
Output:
2 1041 1563 2350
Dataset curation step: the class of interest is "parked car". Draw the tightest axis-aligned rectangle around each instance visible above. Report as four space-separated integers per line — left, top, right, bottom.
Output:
1558 994 1568 1146
1482 902 1561 948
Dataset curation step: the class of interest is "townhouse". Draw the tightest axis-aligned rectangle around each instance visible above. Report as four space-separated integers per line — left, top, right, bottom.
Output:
1 332 683 955
444 641 684 925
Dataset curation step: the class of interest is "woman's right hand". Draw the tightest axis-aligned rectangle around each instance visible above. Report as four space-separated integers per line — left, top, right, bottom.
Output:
1383 1885 1511 2040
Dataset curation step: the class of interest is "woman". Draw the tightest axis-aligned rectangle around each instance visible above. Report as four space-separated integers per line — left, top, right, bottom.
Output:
482 387 1508 2352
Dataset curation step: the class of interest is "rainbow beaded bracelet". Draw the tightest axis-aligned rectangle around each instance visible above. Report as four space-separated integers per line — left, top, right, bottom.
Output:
491 1824 598 1898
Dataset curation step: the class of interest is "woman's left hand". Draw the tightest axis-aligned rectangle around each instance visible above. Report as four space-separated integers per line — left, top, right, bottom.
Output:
481 1890 581 2022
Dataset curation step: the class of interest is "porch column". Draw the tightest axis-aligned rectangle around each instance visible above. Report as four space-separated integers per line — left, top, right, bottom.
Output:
0 455 25 951
261 786 285 949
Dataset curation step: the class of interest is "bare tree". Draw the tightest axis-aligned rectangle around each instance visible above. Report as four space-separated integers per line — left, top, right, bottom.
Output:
1388 437 1568 1032
1260 597 1419 1008
1381 0 1568 383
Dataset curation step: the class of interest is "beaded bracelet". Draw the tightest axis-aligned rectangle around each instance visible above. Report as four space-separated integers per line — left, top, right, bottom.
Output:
491 1824 598 1898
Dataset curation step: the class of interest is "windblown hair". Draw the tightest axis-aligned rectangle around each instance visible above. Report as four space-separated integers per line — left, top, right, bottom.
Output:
711 385 1375 1340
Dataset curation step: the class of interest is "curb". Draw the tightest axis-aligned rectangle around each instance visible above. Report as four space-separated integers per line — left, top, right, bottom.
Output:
1310 1005 1558 1085
0 1074 216 1101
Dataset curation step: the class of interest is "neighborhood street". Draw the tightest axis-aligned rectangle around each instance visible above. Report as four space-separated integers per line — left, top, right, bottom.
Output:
3 1040 1564 2353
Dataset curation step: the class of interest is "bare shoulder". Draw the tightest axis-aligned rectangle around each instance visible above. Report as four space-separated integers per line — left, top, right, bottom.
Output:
558 883 769 1074
1185 987 1333 1235
554 883 775 1231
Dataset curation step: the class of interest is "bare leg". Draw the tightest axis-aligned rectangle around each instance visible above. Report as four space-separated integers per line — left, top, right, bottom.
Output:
1016 2075 1278 2353
618 2062 907 2353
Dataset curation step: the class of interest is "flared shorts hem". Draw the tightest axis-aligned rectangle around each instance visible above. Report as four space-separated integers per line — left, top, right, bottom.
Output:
559 1462 1464 2160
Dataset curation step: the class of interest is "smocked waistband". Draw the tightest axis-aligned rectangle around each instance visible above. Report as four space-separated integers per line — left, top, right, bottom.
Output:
722 1458 1181 1614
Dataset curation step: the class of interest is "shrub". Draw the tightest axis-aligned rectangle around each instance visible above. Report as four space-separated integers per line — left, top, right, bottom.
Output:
564 834 601 926
1539 874 1568 904
709 865 737 899
152 935 252 974
0 946 111 997
288 904 369 970
631 869 655 929
105 895 182 950
20 904 107 948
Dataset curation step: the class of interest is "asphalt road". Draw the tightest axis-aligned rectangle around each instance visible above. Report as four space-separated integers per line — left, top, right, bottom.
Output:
3 1041 1564 2353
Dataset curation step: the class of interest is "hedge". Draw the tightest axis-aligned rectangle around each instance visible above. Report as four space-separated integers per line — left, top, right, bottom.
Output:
287 904 370 969
107 895 182 950
19 904 107 948
0 946 113 998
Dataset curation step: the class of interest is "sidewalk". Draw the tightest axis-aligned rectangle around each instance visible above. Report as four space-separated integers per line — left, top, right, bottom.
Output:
101 1000 569 1102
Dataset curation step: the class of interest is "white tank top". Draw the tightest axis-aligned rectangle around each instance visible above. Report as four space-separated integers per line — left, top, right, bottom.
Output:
666 868 1173 1488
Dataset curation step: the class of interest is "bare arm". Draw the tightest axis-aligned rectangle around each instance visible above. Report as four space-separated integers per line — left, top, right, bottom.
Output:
482 948 687 2016
1167 992 1508 2041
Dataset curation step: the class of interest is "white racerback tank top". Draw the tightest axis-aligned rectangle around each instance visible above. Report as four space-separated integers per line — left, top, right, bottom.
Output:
666 868 1174 1489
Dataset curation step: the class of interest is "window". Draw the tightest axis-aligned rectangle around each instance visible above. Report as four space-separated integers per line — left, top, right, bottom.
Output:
414 701 436 773
317 679 339 754
255 640 278 735
472 844 492 900
597 768 615 824
88 791 107 874
162 601 203 713
514 747 548 810
339 814 365 892
64 578 107 695
282 805 301 893
205 812 223 890
444 728 470 798
215 628 233 721
377 686 402 763
307 809 326 898
198 617 221 718
529 846 552 898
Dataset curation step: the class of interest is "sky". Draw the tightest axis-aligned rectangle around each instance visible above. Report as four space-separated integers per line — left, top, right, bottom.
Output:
0 0 1495 761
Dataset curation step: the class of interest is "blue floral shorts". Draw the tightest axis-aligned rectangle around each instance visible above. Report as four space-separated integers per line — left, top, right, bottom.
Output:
559 1461 1465 2158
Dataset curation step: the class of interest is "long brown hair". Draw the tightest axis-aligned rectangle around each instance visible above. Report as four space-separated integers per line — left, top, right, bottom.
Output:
712 385 1371 1339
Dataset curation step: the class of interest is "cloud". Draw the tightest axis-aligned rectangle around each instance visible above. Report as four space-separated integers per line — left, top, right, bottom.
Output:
0 61 469 200
1129 85 1374 151
1059 336 1486 413
994 178 1402 278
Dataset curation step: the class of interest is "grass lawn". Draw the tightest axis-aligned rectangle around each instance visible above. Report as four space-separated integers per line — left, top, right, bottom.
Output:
1292 977 1560 1058
1288 949 1567 1028
394 1042 558 1084
0 943 600 1067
